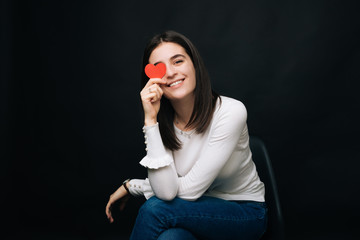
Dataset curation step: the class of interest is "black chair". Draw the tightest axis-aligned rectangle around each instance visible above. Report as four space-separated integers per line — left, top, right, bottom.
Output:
250 136 285 240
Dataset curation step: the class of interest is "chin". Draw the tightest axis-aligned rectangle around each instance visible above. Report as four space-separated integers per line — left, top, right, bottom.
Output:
164 91 194 101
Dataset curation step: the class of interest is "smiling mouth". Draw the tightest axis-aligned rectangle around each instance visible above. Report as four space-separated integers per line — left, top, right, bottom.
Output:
168 79 184 87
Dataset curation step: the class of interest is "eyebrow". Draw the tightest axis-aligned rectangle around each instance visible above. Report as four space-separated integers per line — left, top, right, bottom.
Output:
154 54 186 66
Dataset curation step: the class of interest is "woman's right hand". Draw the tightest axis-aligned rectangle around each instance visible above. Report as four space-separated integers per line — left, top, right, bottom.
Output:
140 78 166 126
105 184 130 223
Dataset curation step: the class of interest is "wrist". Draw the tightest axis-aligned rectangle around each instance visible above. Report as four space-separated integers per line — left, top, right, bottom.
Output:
144 118 157 126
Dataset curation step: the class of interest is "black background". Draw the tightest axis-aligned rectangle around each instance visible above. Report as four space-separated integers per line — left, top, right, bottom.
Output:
2 0 360 239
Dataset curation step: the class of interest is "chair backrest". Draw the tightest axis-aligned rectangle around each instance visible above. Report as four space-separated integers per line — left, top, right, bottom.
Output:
249 136 285 240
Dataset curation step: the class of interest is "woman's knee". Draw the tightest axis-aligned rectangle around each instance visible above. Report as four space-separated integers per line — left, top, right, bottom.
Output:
158 228 198 240
138 196 173 219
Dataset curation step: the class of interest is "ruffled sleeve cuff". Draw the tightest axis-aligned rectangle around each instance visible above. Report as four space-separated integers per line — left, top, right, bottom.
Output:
139 152 173 169
140 123 173 169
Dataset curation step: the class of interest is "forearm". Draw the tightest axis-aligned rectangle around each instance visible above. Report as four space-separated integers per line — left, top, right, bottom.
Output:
128 164 178 200
148 163 178 200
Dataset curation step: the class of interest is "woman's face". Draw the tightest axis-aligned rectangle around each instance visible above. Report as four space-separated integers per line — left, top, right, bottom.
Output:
148 42 196 102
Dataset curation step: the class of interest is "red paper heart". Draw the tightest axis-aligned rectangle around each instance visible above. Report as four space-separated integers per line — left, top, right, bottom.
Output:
145 63 166 79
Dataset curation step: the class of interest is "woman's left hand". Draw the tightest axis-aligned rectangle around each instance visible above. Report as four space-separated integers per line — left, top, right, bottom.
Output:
105 184 130 223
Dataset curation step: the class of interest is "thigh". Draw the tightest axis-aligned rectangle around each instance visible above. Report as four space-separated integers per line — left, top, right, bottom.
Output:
136 196 267 240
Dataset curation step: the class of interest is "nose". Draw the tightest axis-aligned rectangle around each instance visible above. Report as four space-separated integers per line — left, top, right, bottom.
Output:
165 64 177 79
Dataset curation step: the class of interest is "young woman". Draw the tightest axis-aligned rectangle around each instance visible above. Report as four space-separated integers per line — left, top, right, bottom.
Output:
105 31 267 240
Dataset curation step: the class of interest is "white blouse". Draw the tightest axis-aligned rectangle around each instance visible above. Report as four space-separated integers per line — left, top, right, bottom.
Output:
128 96 265 202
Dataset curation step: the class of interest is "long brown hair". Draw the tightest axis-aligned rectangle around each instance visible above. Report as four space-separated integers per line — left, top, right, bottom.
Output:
141 31 219 151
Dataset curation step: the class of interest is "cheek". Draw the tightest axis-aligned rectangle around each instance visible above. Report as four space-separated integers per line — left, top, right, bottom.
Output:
189 67 196 80
190 70 196 87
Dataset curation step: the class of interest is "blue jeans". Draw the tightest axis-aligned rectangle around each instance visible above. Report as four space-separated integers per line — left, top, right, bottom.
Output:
130 196 267 240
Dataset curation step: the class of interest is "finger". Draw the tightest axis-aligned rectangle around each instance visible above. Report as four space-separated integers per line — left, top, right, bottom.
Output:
106 209 114 223
106 207 113 222
147 78 167 87
153 84 163 98
141 92 158 103
150 87 163 103
150 83 163 97
141 84 162 100
105 202 111 217
141 83 159 95
144 78 167 89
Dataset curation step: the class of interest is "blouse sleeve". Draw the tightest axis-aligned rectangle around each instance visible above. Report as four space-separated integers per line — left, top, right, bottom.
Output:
176 100 247 200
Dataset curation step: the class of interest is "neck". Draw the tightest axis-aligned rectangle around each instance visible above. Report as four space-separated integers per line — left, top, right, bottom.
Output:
171 94 195 130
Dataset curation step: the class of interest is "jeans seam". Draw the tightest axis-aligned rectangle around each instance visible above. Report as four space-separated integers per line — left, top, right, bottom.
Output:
162 214 263 222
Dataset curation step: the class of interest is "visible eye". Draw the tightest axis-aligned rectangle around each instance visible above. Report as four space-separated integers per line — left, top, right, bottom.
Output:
174 59 184 65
